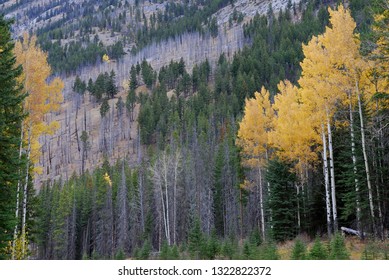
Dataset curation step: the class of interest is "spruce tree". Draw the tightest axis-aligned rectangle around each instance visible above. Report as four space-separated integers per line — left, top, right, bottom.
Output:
329 234 350 260
291 239 306 260
0 16 26 259
308 237 328 260
266 159 297 242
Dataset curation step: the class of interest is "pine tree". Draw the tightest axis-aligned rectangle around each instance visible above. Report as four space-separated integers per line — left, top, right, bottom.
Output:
291 239 306 260
266 159 297 242
100 99 110 118
188 218 204 259
329 234 349 260
0 16 26 259
308 237 328 260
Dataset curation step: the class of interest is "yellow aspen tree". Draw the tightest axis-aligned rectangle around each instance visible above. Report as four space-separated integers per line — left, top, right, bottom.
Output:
236 86 273 240
269 80 320 230
270 80 319 170
13 33 63 257
299 4 378 236
299 6 360 235
322 5 381 238
299 33 339 235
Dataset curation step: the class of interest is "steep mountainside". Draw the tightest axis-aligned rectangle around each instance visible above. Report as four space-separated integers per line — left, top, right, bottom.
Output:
3 0 301 185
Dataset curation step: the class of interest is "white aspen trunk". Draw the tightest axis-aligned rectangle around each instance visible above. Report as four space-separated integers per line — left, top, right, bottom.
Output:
158 170 168 246
172 150 180 245
12 125 24 259
258 167 265 241
322 126 332 236
327 117 338 232
374 99 385 239
349 93 362 236
296 182 301 231
163 154 171 246
22 125 32 257
357 85 376 236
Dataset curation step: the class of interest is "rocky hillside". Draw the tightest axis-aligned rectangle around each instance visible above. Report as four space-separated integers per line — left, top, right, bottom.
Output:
3 0 302 186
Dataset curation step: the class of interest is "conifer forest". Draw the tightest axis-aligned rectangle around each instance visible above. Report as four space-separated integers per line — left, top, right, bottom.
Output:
1 0 389 260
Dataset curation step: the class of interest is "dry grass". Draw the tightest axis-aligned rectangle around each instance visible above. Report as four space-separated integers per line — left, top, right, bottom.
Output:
277 235 389 260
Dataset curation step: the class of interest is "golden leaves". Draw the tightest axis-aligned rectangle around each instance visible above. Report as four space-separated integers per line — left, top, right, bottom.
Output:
103 173 112 187
102 54 110 63
14 33 64 171
236 87 273 168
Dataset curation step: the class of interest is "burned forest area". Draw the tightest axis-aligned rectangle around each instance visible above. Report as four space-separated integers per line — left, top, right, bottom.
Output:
1 0 389 260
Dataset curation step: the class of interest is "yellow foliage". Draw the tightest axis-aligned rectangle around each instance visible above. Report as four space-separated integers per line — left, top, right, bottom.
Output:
237 87 273 168
103 172 112 187
14 33 64 172
5 232 29 260
103 54 110 63
299 4 367 139
269 80 319 173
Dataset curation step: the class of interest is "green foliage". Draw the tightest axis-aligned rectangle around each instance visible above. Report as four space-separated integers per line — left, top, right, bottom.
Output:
258 242 279 260
188 218 204 259
159 240 170 260
221 238 238 260
0 15 26 259
130 65 138 91
266 159 297 242
73 75 86 95
141 60 156 89
308 238 328 260
242 240 254 259
159 241 180 260
249 228 263 247
100 99 110 118
139 240 152 260
291 239 307 260
329 234 350 260
205 230 221 260
115 249 126 260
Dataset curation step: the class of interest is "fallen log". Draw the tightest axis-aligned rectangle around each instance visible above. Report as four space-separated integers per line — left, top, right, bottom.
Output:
341 226 361 237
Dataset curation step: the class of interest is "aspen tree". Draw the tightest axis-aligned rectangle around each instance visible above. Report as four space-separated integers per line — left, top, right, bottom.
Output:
13 33 63 256
237 87 273 240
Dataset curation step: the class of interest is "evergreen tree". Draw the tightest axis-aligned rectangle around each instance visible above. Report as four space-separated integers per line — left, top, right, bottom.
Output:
188 218 204 259
106 70 117 99
308 237 328 260
130 65 137 90
266 159 297 242
0 16 26 259
100 99 110 118
329 234 350 260
291 239 306 260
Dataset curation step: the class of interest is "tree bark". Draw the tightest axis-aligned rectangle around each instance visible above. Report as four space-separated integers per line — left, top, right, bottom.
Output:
322 126 332 236
258 167 265 241
357 84 376 237
22 125 32 257
349 93 362 237
327 117 338 232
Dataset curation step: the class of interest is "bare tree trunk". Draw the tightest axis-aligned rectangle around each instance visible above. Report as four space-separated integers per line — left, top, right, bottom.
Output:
12 125 24 259
258 167 265 241
349 93 362 236
375 101 385 239
322 126 332 236
357 85 376 237
172 150 180 245
163 154 171 246
327 117 338 232
296 182 301 231
22 125 32 257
